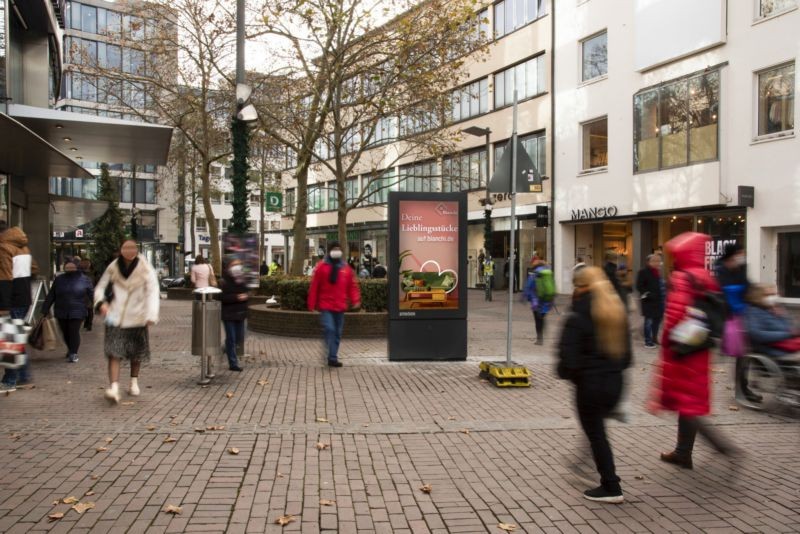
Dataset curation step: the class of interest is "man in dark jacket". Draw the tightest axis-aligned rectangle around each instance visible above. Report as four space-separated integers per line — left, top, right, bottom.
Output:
636 254 665 348
220 259 249 372
42 260 94 363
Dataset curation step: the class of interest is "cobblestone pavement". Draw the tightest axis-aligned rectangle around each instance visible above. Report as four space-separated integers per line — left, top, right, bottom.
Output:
0 292 797 533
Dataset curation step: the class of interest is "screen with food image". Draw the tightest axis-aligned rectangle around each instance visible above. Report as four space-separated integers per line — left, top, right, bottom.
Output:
398 200 460 310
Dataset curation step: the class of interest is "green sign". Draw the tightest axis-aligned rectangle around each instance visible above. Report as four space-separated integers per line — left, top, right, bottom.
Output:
265 192 283 212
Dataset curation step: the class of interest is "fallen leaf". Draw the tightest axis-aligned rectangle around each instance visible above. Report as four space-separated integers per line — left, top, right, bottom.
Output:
277 472 285 478
228 447 240 455
257 379 268 386
147 425 156 431
225 392 234 399
48 512 64 522
206 425 225 431
104 437 113 443
121 401 135 406
67 381 72 384
447 416 456 421
634 475 645 480
85 491 95 496
420 484 433 494
316 417 328 423
170 415 178 419
275 515 295 526
729 405 740 411
72 502 95 514
96 447 108 453
316 442 330 450
62 496 79 505
163 436 177 443
90 475 99 480
460 429 470 434
170 421 178 426
498 523 517 532
163 504 182 514
194 428 206 433
319 499 335 506
362 424 370 428
51 500 60 506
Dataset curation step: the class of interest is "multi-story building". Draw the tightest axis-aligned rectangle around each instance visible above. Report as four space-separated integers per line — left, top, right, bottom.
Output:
554 0 798 297
51 0 178 276
0 0 171 277
280 0 553 286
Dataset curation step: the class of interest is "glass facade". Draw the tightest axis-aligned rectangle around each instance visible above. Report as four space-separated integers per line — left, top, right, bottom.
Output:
494 55 546 108
494 0 547 38
495 131 547 176
362 170 395 205
451 78 488 122
442 148 487 192
399 160 438 192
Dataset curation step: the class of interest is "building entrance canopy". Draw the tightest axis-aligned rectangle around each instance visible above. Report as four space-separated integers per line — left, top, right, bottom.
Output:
8 104 173 167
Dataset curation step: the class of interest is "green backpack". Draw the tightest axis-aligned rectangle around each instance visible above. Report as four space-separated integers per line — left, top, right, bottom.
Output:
536 268 556 302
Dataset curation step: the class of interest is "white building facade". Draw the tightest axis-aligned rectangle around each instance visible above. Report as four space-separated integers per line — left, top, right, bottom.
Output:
554 0 798 297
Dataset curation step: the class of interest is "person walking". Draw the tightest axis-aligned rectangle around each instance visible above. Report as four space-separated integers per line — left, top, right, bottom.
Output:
483 254 495 302
603 250 625 302
220 259 248 372
308 241 361 367
41 259 93 363
523 258 555 345
94 239 160 404
190 255 215 288
78 259 95 331
259 260 269 277
0 224 38 392
650 232 737 469
636 254 666 349
557 266 631 503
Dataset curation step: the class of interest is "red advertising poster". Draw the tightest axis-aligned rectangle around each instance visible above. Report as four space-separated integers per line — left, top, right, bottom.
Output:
398 200 460 311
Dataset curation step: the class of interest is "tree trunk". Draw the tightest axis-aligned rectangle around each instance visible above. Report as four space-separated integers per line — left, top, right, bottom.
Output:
190 164 197 259
337 177 347 256
289 163 309 276
200 164 221 273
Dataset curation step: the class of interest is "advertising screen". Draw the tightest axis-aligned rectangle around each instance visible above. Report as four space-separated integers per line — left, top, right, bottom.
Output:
389 193 467 320
222 233 260 288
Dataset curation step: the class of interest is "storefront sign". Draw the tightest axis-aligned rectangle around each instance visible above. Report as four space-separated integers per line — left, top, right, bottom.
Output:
265 192 283 212
705 237 739 271
571 206 619 221
738 186 754 208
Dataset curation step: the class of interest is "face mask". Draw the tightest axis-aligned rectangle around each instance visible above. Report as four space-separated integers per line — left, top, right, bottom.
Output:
330 250 343 260
764 295 779 307
230 265 243 275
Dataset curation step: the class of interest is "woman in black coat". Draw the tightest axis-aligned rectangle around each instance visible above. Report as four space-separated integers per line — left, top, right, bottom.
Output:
635 254 665 348
220 259 249 372
42 260 94 363
558 266 632 504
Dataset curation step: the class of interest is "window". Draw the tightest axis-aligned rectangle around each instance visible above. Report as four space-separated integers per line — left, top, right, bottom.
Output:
82 4 97 34
285 189 295 215
221 219 230 233
495 131 547 176
371 116 398 146
399 109 441 137
582 117 608 170
399 161 439 192
494 0 547 38
779 232 800 297
270 220 280 231
70 2 82 30
759 0 797 18
581 31 607 82
308 184 325 213
451 78 489 122
327 181 339 211
362 170 395 205
107 11 122 35
250 194 260 207
345 178 358 207
494 55 546 109
634 69 719 172
443 148 487 192
757 62 794 136
195 217 207 232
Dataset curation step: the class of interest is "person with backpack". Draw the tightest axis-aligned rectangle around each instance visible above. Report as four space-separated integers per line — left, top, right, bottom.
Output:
523 258 555 345
649 232 737 469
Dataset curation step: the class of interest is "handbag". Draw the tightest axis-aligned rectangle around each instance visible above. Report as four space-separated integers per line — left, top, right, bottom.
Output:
41 317 58 351
721 316 746 357
668 271 727 357
28 316 46 350
208 265 218 287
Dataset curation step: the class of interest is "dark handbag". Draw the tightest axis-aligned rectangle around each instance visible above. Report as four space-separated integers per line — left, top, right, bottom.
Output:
28 316 46 351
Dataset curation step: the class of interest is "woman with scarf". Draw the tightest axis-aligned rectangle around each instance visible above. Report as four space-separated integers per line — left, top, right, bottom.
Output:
308 242 361 367
220 259 249 372
557 266 632 503
94 239 160 404
42 259 94 363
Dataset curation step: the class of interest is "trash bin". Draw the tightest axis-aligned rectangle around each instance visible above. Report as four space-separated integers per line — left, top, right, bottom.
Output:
192 287 222 385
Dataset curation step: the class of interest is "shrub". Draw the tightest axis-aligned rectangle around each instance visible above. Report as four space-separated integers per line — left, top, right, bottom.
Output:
359 279 388 312
277 278 311 311
259 274 288 296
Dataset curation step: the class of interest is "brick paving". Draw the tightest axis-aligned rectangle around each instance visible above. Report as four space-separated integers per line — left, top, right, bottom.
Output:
0 292 797 533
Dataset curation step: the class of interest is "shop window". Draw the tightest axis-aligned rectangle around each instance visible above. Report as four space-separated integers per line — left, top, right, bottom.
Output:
581 31 607 82
634 69 719 172
581 117 608 170
495 131 546 176
494 0 547 38
494 55 546 109
759 0 797 18
757 62 794 136
779 233 800 297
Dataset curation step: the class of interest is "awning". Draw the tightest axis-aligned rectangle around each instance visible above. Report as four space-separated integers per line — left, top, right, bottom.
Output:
8 104 173 167
50 196 111 233
0 112 93 179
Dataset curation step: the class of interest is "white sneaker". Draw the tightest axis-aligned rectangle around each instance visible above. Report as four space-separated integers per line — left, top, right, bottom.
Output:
129 383 140 396
104 387 120 404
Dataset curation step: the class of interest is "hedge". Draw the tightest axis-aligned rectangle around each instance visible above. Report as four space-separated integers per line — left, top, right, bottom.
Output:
261 275 388 312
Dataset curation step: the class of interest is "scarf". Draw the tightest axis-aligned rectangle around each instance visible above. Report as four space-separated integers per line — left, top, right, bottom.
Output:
117 256 140 279
327 256 342 285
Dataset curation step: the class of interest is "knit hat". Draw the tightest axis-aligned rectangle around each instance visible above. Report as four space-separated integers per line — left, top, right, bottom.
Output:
721 243 743 261
327 241 342 252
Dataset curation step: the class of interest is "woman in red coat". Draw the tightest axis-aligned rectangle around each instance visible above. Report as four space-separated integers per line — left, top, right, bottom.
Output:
650 232 736 469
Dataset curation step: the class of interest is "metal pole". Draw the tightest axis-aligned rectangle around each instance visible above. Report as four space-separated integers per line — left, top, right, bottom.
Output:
236 0 245 85
507 91 518 365
199 297 210 385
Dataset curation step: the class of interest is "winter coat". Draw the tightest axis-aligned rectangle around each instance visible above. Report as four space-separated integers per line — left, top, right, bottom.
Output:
191 264 214 288
650 232 719 417
557 292 632 385
308 258 361 313
636 267 664 318
94 254 160 328
715 262 749 316
43 271 94 320
523 265 552 314
0 227 38 310
744 306 795 356
220 273 249 322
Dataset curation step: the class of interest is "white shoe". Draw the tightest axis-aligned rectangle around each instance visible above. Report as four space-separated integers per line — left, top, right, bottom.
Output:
129 383 140 396
104 388 120 404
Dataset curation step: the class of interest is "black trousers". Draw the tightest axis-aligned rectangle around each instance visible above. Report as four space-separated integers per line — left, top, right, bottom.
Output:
57 318 83 355
576 376 623 491
533 310 545 341
84 307 94 330
675 415 732 456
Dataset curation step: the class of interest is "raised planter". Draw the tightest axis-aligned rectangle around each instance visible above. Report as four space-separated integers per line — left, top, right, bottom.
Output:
166 287 194 300
248 305 387 338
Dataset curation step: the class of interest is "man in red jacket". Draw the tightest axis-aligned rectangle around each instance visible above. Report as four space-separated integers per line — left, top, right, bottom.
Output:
308 242 361 367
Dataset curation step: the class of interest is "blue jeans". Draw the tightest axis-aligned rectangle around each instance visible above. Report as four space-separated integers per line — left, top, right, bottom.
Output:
644 315 662 346
320 311 345 363
3 307 31 386
223 320 245 368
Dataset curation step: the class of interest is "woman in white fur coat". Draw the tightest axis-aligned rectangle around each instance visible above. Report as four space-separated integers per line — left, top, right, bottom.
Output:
94 239 160 404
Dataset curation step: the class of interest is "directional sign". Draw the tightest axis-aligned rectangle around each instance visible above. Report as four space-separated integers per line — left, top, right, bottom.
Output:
265 192 283 212
488 137 543 194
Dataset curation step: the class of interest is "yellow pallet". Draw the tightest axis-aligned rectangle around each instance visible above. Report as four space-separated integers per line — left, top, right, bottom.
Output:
479 361 531 387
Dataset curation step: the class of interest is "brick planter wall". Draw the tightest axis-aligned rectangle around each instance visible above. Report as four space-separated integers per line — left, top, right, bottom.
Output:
248 305 387 338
